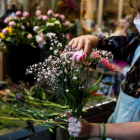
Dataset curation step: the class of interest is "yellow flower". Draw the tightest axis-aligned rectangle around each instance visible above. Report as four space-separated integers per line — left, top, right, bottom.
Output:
0 33 5 39
6 27 14 36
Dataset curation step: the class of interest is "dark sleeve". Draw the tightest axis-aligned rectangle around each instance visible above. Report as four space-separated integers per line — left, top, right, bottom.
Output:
97 33 137 62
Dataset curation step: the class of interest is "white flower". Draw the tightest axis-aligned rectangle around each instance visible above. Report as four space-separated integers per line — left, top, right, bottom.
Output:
49 55 52 59
73 76 78 80
64 79 67 81
33 26 39 32
59 70 62 74
66 89 69 92
54 49 58 54
46 23 51 26
50 47 53 50
36 35 46 49
55 21 60 25
27 33 33 39
50 23 54 26
21 25 25 30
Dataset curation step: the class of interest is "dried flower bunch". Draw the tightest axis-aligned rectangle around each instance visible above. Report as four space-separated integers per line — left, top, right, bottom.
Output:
27 47 116 118
0 9 73 51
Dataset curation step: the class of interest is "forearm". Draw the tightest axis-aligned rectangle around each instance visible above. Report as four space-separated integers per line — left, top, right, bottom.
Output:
89 122 140 140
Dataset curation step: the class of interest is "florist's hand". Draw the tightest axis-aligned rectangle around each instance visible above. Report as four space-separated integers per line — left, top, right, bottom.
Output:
68 35 99 55
66 111 93 138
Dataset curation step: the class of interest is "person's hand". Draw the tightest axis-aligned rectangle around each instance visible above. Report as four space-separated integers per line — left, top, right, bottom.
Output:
68 35 99 55
65 111 93 138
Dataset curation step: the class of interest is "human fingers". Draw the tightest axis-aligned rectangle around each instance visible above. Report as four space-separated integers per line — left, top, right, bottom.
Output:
71 39 79 49
68 122 81 127
68 117 77 123
69 132 79 137
77 38 85 51
68 39 74 48
68 127 81 134
84 40 92 55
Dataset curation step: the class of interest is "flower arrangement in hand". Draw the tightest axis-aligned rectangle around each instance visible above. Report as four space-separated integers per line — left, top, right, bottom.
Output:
26 47 116 120
0 9 73 52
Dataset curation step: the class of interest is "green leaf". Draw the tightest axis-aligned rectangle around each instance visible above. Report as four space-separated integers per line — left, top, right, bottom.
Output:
31 43 36 48
73 80 81 86
30 86 34 94
68 93 76 104
87 85 100 94
49 128 54 133
5 37 11 42
24 88 30 96
103 82 114 86
46 90 56 94
40 90 46 100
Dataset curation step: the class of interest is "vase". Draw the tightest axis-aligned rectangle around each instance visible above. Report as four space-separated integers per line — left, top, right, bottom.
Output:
5 44 48 85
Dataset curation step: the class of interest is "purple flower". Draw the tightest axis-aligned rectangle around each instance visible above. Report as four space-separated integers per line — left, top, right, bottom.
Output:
23 12 29 18
16 93 22 99
9 21 16 28
4 17 9 24
16 11 22 16
2 28 9 35
35 10 41 16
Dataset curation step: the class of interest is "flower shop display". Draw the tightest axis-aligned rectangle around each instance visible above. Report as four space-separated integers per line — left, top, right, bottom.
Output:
26 46 116 139
0 10 73 84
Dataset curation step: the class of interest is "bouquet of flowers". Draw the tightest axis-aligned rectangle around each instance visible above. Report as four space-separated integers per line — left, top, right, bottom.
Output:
0 9 73 52
26 46 116 120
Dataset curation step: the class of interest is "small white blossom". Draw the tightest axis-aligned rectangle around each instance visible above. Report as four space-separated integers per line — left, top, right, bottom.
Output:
66 89 69 92
73 76 78 80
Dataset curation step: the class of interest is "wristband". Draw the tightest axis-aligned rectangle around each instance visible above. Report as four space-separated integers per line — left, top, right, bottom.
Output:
98 122 105 139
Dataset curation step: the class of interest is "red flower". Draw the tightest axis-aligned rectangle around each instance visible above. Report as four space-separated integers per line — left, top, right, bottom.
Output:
101 58 116 72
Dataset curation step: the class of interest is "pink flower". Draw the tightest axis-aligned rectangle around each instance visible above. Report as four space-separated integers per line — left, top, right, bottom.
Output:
35 10 41 16
42 15 48 21
4 17 9 24
72 50 87 62
23 12 29 18
14 16 19 20
33 26 39 32
47 9 54 16
2 28 9 35
38 15 43 20
64 21 71 26
16 11 22 16
55 13 60 18
60 15 65 21
9 21 16 28
101 58 116 72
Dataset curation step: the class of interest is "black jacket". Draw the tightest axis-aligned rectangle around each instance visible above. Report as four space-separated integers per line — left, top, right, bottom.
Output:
97 32 140 98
